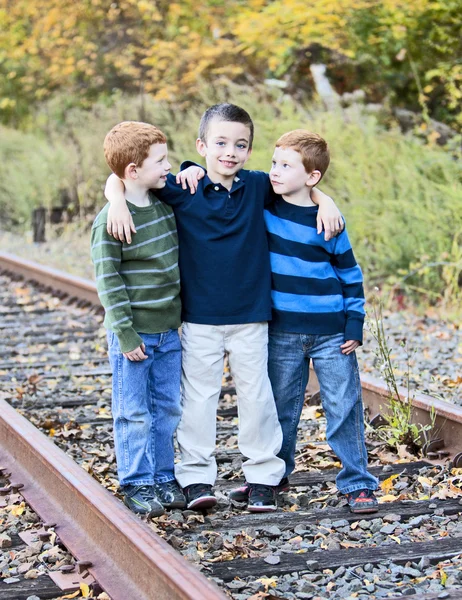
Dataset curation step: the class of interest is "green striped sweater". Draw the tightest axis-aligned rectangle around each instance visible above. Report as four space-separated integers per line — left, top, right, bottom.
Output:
91 194 181 352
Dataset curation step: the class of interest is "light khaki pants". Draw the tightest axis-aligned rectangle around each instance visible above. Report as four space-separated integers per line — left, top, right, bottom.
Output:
175 322 285 487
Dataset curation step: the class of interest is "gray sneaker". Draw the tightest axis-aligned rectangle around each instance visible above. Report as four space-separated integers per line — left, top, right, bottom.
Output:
153 480 186 509
122 484 165 517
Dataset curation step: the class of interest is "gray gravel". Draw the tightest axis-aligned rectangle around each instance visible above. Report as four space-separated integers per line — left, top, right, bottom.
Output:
360 309 461 406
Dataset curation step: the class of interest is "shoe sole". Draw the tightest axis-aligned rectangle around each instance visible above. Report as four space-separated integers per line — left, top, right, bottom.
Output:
187 496 217 510
349 505 379 514
163 501 187 509
247 505 277 513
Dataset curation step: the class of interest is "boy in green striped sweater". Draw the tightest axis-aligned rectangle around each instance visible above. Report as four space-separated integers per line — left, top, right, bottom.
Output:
91 121 186 516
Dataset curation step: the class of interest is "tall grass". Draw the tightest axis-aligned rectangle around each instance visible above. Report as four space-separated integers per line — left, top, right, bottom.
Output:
1 88 461 306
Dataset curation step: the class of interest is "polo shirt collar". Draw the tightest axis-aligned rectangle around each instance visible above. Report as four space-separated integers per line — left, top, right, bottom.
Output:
203 169 247 192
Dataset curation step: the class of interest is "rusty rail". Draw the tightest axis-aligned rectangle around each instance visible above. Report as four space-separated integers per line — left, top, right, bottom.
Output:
0 251 99 305
308 370 462 459
2 251 461 458
0 399 225 600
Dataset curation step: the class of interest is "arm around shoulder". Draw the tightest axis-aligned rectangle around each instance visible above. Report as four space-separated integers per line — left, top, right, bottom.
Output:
311 187 344 241
104 174 135 244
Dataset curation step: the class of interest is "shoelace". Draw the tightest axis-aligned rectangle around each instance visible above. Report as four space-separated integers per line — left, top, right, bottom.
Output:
162 480 180 494
131 485 153 500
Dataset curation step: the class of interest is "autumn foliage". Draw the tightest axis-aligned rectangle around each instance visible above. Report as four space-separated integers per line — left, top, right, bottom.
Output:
0 0 460 129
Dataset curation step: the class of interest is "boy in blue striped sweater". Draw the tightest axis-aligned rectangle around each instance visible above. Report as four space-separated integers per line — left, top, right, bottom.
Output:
265 130 378 513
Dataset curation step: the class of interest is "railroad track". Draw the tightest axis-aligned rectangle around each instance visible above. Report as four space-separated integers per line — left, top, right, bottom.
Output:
1 251 462 600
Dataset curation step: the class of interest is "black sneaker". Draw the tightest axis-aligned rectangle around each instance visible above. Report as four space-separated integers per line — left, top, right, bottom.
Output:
183 483 217 510
229 477 290 503
247 483 277 512
345 489 379 514
154 480 186 509
122 484 165 517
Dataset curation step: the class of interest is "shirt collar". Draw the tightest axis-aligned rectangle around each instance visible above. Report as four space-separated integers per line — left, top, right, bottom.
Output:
203 169 247 192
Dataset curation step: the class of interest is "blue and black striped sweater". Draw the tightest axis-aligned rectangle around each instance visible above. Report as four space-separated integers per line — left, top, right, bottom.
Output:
264 199 365 343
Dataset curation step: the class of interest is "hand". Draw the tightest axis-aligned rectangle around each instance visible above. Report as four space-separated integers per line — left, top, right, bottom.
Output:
175 166 205 194
316 197 344 241
341 340 360 355
123 343 147 361
107 202 136 244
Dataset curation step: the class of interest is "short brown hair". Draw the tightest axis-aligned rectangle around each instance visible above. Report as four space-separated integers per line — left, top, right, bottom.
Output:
103 121 167 178
276 130 330 180
199 104 254 148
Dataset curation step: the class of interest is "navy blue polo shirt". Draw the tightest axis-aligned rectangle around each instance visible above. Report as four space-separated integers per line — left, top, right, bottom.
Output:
155 167 272 325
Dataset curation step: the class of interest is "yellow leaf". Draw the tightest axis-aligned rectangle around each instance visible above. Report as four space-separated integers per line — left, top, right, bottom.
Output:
49 428 55 437
10 502 26 516
80 582 90 597
389 535 401 544
256 576 278 589
308 494 329 504
380 474 399 494
378 494 398 504
440 570 447 586
417 476 433 488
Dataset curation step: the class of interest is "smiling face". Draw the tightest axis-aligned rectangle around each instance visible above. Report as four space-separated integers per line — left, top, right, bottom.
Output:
196 118 252 186
128 142 171 189
270 146 320 201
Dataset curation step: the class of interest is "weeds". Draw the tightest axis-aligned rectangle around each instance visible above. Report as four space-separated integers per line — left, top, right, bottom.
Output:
366 296 436 454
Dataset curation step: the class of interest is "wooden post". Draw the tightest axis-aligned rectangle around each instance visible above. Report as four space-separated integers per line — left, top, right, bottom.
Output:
32 207 46 243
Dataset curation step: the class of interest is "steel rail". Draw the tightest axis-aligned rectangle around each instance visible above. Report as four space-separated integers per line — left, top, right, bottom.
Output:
2 251 461 456
308 371 462 458
0 399 226 600
0 251 99 305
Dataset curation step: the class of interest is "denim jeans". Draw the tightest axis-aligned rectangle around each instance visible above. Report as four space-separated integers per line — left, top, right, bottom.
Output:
268 330 378 494
107 329 182 487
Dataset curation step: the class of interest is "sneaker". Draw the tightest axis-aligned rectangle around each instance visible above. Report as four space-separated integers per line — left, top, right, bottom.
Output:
345 489 379 514
154 480 186 509
247 483 277 512
183 483 217 510
122 484 165 517
229 477 290 503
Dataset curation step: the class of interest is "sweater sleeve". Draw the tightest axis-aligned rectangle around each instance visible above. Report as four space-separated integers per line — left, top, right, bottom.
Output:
90 223 143 353
330 226 365 343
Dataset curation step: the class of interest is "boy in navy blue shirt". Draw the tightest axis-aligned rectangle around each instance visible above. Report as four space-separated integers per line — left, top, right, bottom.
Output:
104 106 343 512
236 130 379 513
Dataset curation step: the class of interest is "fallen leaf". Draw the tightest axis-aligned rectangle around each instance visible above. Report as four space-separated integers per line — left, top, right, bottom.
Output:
308 495 330 504
256 577 278 590
378 494 398 504
380 474 399 494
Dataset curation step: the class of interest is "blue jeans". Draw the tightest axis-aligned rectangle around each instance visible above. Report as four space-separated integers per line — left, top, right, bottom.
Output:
107 329 182 487
268 330 378 494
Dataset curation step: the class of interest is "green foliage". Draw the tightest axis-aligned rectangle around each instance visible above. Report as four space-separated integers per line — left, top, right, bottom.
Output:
344 0 462 130
0 126 71 225
0 89 461 308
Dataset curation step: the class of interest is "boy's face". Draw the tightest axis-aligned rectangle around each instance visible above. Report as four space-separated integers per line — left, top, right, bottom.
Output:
128 143 171 189
196 118 252 183
270 147 317 196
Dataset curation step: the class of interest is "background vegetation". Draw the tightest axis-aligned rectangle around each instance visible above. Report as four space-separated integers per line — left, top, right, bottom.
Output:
1 0 460 130
0 0 460 309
